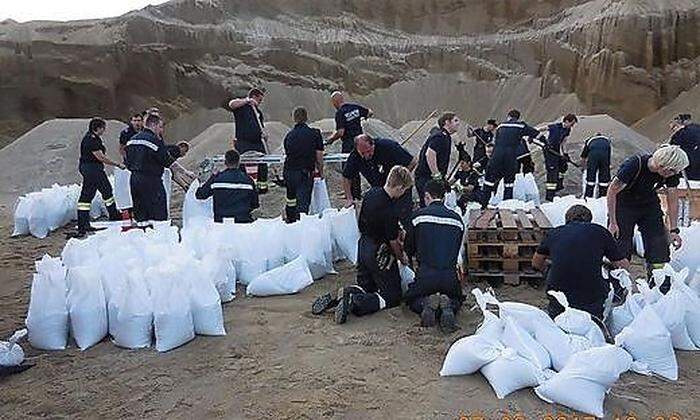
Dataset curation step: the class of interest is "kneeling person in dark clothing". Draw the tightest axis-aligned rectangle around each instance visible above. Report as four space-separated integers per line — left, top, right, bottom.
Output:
335 166 414 324
405 179 465 332
532 205 629 320
452 154 483 211
196 150 259 223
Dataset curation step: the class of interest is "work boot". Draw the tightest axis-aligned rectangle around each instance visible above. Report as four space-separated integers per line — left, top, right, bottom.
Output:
420 294 440 327
311 293 338 315
438 294 458 333
334 286 364 324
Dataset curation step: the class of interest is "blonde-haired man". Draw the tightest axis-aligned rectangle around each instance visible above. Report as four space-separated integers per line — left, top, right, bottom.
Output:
607 145 689 293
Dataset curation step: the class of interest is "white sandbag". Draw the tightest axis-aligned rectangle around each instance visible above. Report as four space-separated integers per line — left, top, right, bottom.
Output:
113 167 133 210
151 270 195 352
647 266 699 350
444 190 458 210
246 256 314 297
255 218 288 271
497 301 557 337
12 196 31 236
163 168 172 219
26 256 69 350
284 216 334 280
0 329 27 367
440 334 504 376
322 208 344 261
633 228 645 258
548 291 605 346
471 289 503 339
309 178 331 215
111 273 153 349
399 263 415 294
185 264 226 336
219 258 237 303
67 266 108 350
535 345 633 418
489 173 540 206
671 223 700 275
615 305 678 380
61 237 99 268
608 271 644 337
500 316 551 370
28 194 50 238
182 179 213 227
480 348 544 399
330 207 360 264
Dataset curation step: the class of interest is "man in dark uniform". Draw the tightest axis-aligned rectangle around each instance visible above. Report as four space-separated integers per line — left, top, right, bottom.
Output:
327 91 373 200
539 114 578 201
196 150 259 223
607 145 689 293
405 180 465 332
453 156 483 211
415 112 461 207
125 114 181 222
533 205 629 319
283 107 324 223
581 134 612 198
119 113 143 161
76 118 125 236
482 109 540 206
228 88 269 193
334 166 414 324
669 113 700 180
468 119 497 164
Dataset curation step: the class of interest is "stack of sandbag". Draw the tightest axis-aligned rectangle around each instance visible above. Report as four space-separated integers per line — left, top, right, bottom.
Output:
539 195 607 227
488 173 540 206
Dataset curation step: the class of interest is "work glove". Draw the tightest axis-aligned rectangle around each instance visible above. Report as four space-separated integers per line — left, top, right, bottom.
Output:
376 243 396 271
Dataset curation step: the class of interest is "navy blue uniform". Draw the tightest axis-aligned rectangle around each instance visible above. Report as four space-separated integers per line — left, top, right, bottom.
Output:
415 128 453 207
581 135 612 197
670 123 700 180
349 187 403 317
283 122 324 222
119 125 139 148
471 128 494 163
483 119 539 204
543 123 571 200
77 132 119 230
335 102 370 199
537 222 624 319
405 202 465 315
233 103 268 191
125 129 178 222
196 168 259 223
455 169 482 210
614 154 680 266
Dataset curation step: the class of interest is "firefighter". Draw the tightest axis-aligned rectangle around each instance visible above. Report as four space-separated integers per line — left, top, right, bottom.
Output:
228 88 269 193
581 134 612 198
414 112 461 207
540 114 578 201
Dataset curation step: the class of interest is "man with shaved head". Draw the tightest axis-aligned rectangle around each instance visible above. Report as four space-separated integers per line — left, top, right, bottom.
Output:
327 91 373 200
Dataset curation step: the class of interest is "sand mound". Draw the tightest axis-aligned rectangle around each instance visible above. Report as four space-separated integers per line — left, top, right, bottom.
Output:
0 119 125 208
633 84 700 142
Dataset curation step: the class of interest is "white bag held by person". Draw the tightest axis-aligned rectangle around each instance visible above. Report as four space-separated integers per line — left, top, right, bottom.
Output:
151 273 195 352
309 178 331 215
399 263 415 294
330 206 360 264
67 266 108 350
615 305 678 381
440 334 505 377
182 180 213 227
113 167 133 210
26 256 69 350
480 348 545 399
0 329 27 367
548 291 605 346
246 256 314 297
535 345 633 418
111 273 153 349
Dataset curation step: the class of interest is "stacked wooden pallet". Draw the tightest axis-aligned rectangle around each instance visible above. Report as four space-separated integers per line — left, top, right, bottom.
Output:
466 208 552 286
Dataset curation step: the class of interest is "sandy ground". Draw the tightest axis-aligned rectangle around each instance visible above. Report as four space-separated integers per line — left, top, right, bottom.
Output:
1 182 699 420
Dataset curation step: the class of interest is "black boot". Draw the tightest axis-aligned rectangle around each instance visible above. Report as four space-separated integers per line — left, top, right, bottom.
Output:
437 294 458 333
420 294 440 327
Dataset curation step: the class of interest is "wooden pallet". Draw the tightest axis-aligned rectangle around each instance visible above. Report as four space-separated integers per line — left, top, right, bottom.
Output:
467 208 551 242
468 270 544 287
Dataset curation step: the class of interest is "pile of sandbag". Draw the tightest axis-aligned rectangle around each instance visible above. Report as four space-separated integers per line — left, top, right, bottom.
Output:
441 270 700 417
12 184 107 238
488 173 541 206
539 195 607 227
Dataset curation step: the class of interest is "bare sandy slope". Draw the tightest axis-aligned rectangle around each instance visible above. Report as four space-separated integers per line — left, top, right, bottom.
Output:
1 184 699 419
633 83 700 142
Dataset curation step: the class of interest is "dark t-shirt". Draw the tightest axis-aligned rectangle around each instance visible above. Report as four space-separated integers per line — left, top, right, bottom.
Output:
358 187 400 242
335 103 369 151
415 128 452 179
80 132 106 168
546 123 571 151
670 123 700 180
233 103 264 152
616 154 680 205
581 136 611 159
119 125 139 146
283 123 324 172
342 138 413 187
472 128 494 161
537 222 624 304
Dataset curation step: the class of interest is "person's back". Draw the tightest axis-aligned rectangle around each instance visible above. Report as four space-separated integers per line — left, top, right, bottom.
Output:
284 123 323 173
125 128 170 177
358 186 397 242
671 122 700 180
412 202 463 271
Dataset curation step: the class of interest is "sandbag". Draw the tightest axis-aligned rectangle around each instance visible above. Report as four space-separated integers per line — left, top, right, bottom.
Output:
647 266 699 350
28 194 50 238
440 334 504 376
26 256 69 350
284 216 334 280
615 305 678 380
399 263 415 294
548 291 605 346
246 256 314 297
309 178 331 215
471 289 504 339
151 269 195 352
489 173 540 206
480 348 544 399
671 223 700 275
113 167 133 210
111 273 153 349
12 196 31 236
187 265 226 336
330 207 360 264
535 345 633 418
500 316 551 370
608 271 644 337
67 265 108 350
444 190 458 210
0 329 27 367
182 180 213 227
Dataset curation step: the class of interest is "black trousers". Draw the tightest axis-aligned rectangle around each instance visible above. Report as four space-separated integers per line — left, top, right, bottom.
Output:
130 173 167 222
351 235 402 316
615 201 670 265
483 148 519 204
77 165 118 230
284 169 314 223
544 154 563 202
342 142 362 200
405 267 463 315
237 140 268 192
415 176 429 207
585 153 611 198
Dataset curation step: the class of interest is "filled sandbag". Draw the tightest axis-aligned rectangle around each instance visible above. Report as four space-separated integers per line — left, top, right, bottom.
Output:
187 266 226 336
440 334 504 376
309 178 331 215
548 291 605 346
671 223 700 275
500 316 551 370
399 263 415 294
615 305 678 380
329 207 360 264
113 167 133 210
471 289 504 338
67 265 108 350
489 173 540 206
246 256 314 297
0 329 27 367
182 179 213 227
535 345 633 418
607 271 644 337
111 273 153 349
151 271 195 352
284 216 334 280
12 196 31 237
28 194 50 239
480 348 545 399
26 256 69 350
